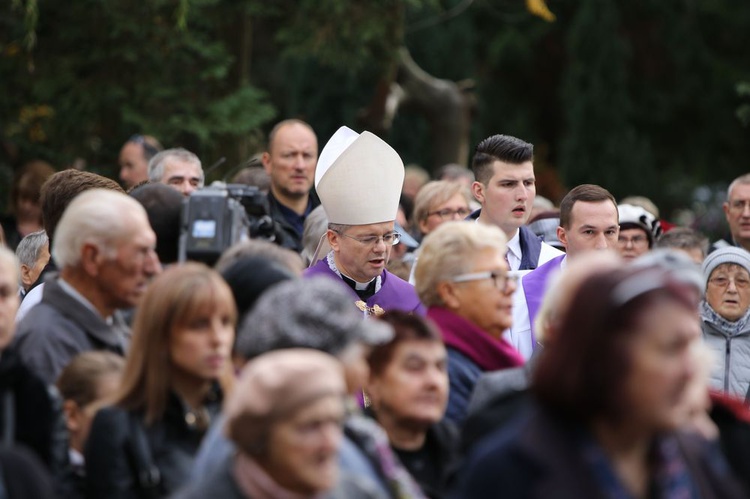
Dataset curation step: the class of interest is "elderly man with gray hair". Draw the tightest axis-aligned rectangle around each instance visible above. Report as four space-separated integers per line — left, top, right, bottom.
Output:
15 229 49 298
15 189 161 384
148 147 204 196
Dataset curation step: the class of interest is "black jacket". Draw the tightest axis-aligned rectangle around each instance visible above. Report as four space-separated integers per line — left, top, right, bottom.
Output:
85 388 222 499
267 190 320 253
0 349 71 493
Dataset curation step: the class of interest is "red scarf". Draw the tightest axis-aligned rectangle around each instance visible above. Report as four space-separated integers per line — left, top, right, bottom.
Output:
427 307 524 371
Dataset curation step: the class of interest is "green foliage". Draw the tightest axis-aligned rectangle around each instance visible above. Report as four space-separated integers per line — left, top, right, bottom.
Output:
1 0 276 180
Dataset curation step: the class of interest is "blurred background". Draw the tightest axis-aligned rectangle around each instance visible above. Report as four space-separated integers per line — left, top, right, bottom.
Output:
1 0 749 237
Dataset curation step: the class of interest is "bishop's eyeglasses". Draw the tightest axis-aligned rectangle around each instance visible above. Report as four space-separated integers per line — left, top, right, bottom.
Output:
335 231 402 247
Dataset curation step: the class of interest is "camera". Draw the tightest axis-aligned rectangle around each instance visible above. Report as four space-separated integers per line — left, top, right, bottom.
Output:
178 183 274 265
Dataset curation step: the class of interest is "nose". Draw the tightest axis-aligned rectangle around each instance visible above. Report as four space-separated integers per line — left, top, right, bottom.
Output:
516 185 529 201
320 422 342 453
181 181 195 196
145 250 162 276
594 233 610 250
726 278 739 292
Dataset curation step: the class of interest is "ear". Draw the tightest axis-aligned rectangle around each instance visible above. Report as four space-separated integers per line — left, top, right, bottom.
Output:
261 152 272 174
436 281 462 310
327 229 341 253
723 201 731 219
471 181 485 205
557 226 568 250
62 400 81 433
19 264 33 288
418 218 430 235
80 242 102 277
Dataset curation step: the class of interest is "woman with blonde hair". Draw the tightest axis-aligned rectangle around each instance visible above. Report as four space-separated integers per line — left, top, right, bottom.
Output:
85 262 236 498
412 181 472 237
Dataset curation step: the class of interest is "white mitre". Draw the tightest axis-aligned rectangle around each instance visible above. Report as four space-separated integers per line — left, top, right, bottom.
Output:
315 126 404 225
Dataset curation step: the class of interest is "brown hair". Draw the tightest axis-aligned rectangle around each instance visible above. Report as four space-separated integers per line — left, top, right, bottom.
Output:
559 184 617 229
533 266 697 423
10 160 55 216
40 169 123 247
412 181 471 228
56 351 125 407
368 311 442 377
114 262 237 424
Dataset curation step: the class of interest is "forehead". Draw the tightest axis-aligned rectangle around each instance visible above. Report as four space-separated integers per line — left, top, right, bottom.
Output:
487 160 534 181
619 227 648 237
120 142 145 159
711 262 750 276
392 338 446 360
570 200 618 227
348 221 395 235
271 124 318 152
164 158 201 175
729 182 750 200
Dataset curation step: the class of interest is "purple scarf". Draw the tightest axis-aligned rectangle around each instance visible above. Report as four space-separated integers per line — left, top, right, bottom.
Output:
427 307 525 371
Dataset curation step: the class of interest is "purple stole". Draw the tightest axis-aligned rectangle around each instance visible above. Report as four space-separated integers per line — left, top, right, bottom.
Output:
522 254 566 350
304 259 426 315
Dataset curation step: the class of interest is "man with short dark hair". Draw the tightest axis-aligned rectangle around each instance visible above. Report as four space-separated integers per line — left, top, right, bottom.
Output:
469 134 562 271
507 184 620 358
262 119 320 252
118 134 162 189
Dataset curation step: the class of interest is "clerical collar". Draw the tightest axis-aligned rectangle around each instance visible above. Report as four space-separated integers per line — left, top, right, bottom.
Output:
326 252 382 297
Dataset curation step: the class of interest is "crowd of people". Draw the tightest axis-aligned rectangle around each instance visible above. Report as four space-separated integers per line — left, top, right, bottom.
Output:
1 119 750 498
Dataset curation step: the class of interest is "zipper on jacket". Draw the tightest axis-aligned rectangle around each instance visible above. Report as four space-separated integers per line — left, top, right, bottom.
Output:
725 337 732 393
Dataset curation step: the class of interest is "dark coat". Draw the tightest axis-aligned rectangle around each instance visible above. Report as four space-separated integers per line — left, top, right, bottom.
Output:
393 421 460 499
451 402 746 499
266 189 320 252
13 277 129 384
85 389 222 499
0 350 70 490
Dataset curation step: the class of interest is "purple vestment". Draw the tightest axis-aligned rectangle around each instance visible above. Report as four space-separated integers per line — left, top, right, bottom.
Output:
304 259 426 315
522 254 566 348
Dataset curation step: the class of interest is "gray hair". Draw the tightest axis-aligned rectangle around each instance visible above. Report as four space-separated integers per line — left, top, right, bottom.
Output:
301 205 330 265
15 230 48 269
415 221 508 307
727 173 750 201
147 148 204 186
52 189 149 268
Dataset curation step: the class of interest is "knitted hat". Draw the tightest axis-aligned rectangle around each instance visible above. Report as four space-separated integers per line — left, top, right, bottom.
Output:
618 204 658 247
225 349 346 454
219 256 296 321
236 276 394 359
701 246 750 290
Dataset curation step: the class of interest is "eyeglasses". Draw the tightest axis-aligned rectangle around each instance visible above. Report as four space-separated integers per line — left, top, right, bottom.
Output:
618 235 648 247
708 275 750 289
335 231 401 247
451 270 517 293
427 208 472 220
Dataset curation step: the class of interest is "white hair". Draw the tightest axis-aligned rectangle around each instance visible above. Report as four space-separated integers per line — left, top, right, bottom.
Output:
148 148 204 186
52 189 148 268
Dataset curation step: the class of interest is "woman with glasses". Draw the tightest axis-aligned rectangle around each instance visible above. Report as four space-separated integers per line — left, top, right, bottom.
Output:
453 264 745 499
414 222 524 426
700 247 750 398
412 181 473 238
